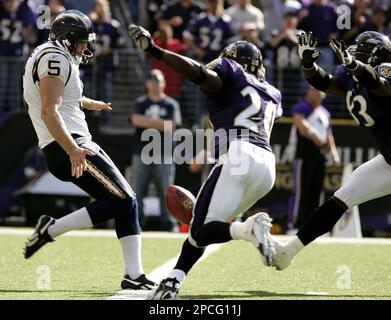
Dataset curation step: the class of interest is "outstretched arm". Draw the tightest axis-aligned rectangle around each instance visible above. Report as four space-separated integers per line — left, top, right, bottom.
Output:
297 32 345 97
329 38 391 96
128 25 223 93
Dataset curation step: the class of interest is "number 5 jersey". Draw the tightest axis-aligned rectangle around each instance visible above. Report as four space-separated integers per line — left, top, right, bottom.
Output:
23 42 91 149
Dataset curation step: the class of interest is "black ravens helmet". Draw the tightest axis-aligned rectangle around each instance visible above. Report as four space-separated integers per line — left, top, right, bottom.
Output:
49 10 96 64
348 31 391 66
220 41 265 79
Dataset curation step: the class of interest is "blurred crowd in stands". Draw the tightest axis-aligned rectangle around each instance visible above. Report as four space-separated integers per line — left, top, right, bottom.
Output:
0 0 390 122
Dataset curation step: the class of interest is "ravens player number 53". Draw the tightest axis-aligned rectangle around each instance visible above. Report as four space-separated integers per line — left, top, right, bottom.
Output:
23 10 155 290
271 31 391 270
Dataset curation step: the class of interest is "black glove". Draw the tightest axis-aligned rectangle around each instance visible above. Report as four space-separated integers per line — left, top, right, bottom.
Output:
329 38 357 69
128 24 164 59
297 31 321 68
128 24 153 50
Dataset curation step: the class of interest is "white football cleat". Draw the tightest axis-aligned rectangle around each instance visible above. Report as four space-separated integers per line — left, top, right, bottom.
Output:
247 212 276 266
148 277 180 300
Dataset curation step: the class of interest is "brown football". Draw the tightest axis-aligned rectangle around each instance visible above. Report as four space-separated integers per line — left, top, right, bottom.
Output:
165 185 196 225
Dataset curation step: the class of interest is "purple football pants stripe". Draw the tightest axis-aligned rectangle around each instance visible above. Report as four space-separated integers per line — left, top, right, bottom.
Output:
190 164 223 239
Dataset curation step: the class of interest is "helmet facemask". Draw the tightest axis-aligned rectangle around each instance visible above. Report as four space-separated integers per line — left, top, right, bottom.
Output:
74 33 96 64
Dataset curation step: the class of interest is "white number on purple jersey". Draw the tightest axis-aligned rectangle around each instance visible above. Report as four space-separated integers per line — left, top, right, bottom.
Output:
0 20 23 43
199 27 223 51
346 90 375 127
235 86 277 137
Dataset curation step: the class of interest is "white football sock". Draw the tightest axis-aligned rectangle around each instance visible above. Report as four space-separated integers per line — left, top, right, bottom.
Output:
119 234 144 279
229 221 252 241
284 235 305 258
168 269 186 284
48 207 93 238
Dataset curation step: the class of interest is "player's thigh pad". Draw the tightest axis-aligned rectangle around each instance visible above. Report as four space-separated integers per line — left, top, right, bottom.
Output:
78 139 136 200
335 154 391 208
192 140 275 229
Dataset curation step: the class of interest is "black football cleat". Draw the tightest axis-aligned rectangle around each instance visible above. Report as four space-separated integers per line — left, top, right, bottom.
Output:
148 277 180 300
121 274 156 290
24 215 55 259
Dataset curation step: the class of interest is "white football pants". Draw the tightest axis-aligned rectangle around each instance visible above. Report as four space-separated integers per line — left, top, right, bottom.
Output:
190 140 276 234
335 154 391 209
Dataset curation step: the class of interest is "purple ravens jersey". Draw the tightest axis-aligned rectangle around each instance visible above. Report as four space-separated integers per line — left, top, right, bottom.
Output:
0 2 36 56
335 63 391 164
205 57 282 157
185 13 234 63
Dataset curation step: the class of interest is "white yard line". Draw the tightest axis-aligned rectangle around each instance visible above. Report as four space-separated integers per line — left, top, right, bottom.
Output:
1 227 391 244
274 234 391 245
106 243 223 300
0 227 188 239
305 292 328 296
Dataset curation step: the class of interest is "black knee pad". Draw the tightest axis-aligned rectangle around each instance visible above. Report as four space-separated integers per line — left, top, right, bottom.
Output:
114 197 141 238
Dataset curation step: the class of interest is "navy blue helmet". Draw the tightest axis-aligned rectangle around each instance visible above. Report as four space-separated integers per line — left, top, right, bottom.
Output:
49 10 96 64
348 31 391 66
220 41 265 79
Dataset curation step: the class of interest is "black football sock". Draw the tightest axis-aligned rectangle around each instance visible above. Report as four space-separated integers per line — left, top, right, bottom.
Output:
297 197 348 245
174 239 205 274
194 221 232 247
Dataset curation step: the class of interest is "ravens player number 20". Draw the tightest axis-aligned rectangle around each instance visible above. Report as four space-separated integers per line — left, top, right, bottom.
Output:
271 31 391 270
23 10 155 290
129 24 282 299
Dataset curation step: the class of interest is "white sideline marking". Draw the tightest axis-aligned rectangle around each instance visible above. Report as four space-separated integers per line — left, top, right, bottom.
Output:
106 243 223 300
1 227 391 244
306 292 328 296
274 235 391 245
0 227 187 239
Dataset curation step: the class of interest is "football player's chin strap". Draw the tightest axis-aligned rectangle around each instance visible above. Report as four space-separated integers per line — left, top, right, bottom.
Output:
81 48 93 64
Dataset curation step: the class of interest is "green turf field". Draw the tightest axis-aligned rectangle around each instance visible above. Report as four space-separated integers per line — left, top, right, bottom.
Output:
1 228 391 300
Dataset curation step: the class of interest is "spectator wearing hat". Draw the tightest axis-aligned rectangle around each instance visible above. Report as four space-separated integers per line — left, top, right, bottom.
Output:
130 69 182 231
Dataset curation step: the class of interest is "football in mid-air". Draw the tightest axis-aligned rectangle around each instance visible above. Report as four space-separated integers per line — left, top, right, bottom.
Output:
165 185 195 225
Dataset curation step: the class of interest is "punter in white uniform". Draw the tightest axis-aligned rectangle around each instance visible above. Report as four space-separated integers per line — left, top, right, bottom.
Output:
23 10 155 290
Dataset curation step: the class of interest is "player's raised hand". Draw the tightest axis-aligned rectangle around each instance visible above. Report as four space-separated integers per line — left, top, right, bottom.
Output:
128 24 153 51
297 31 321 68
69 147 95 179
329 38 355 68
